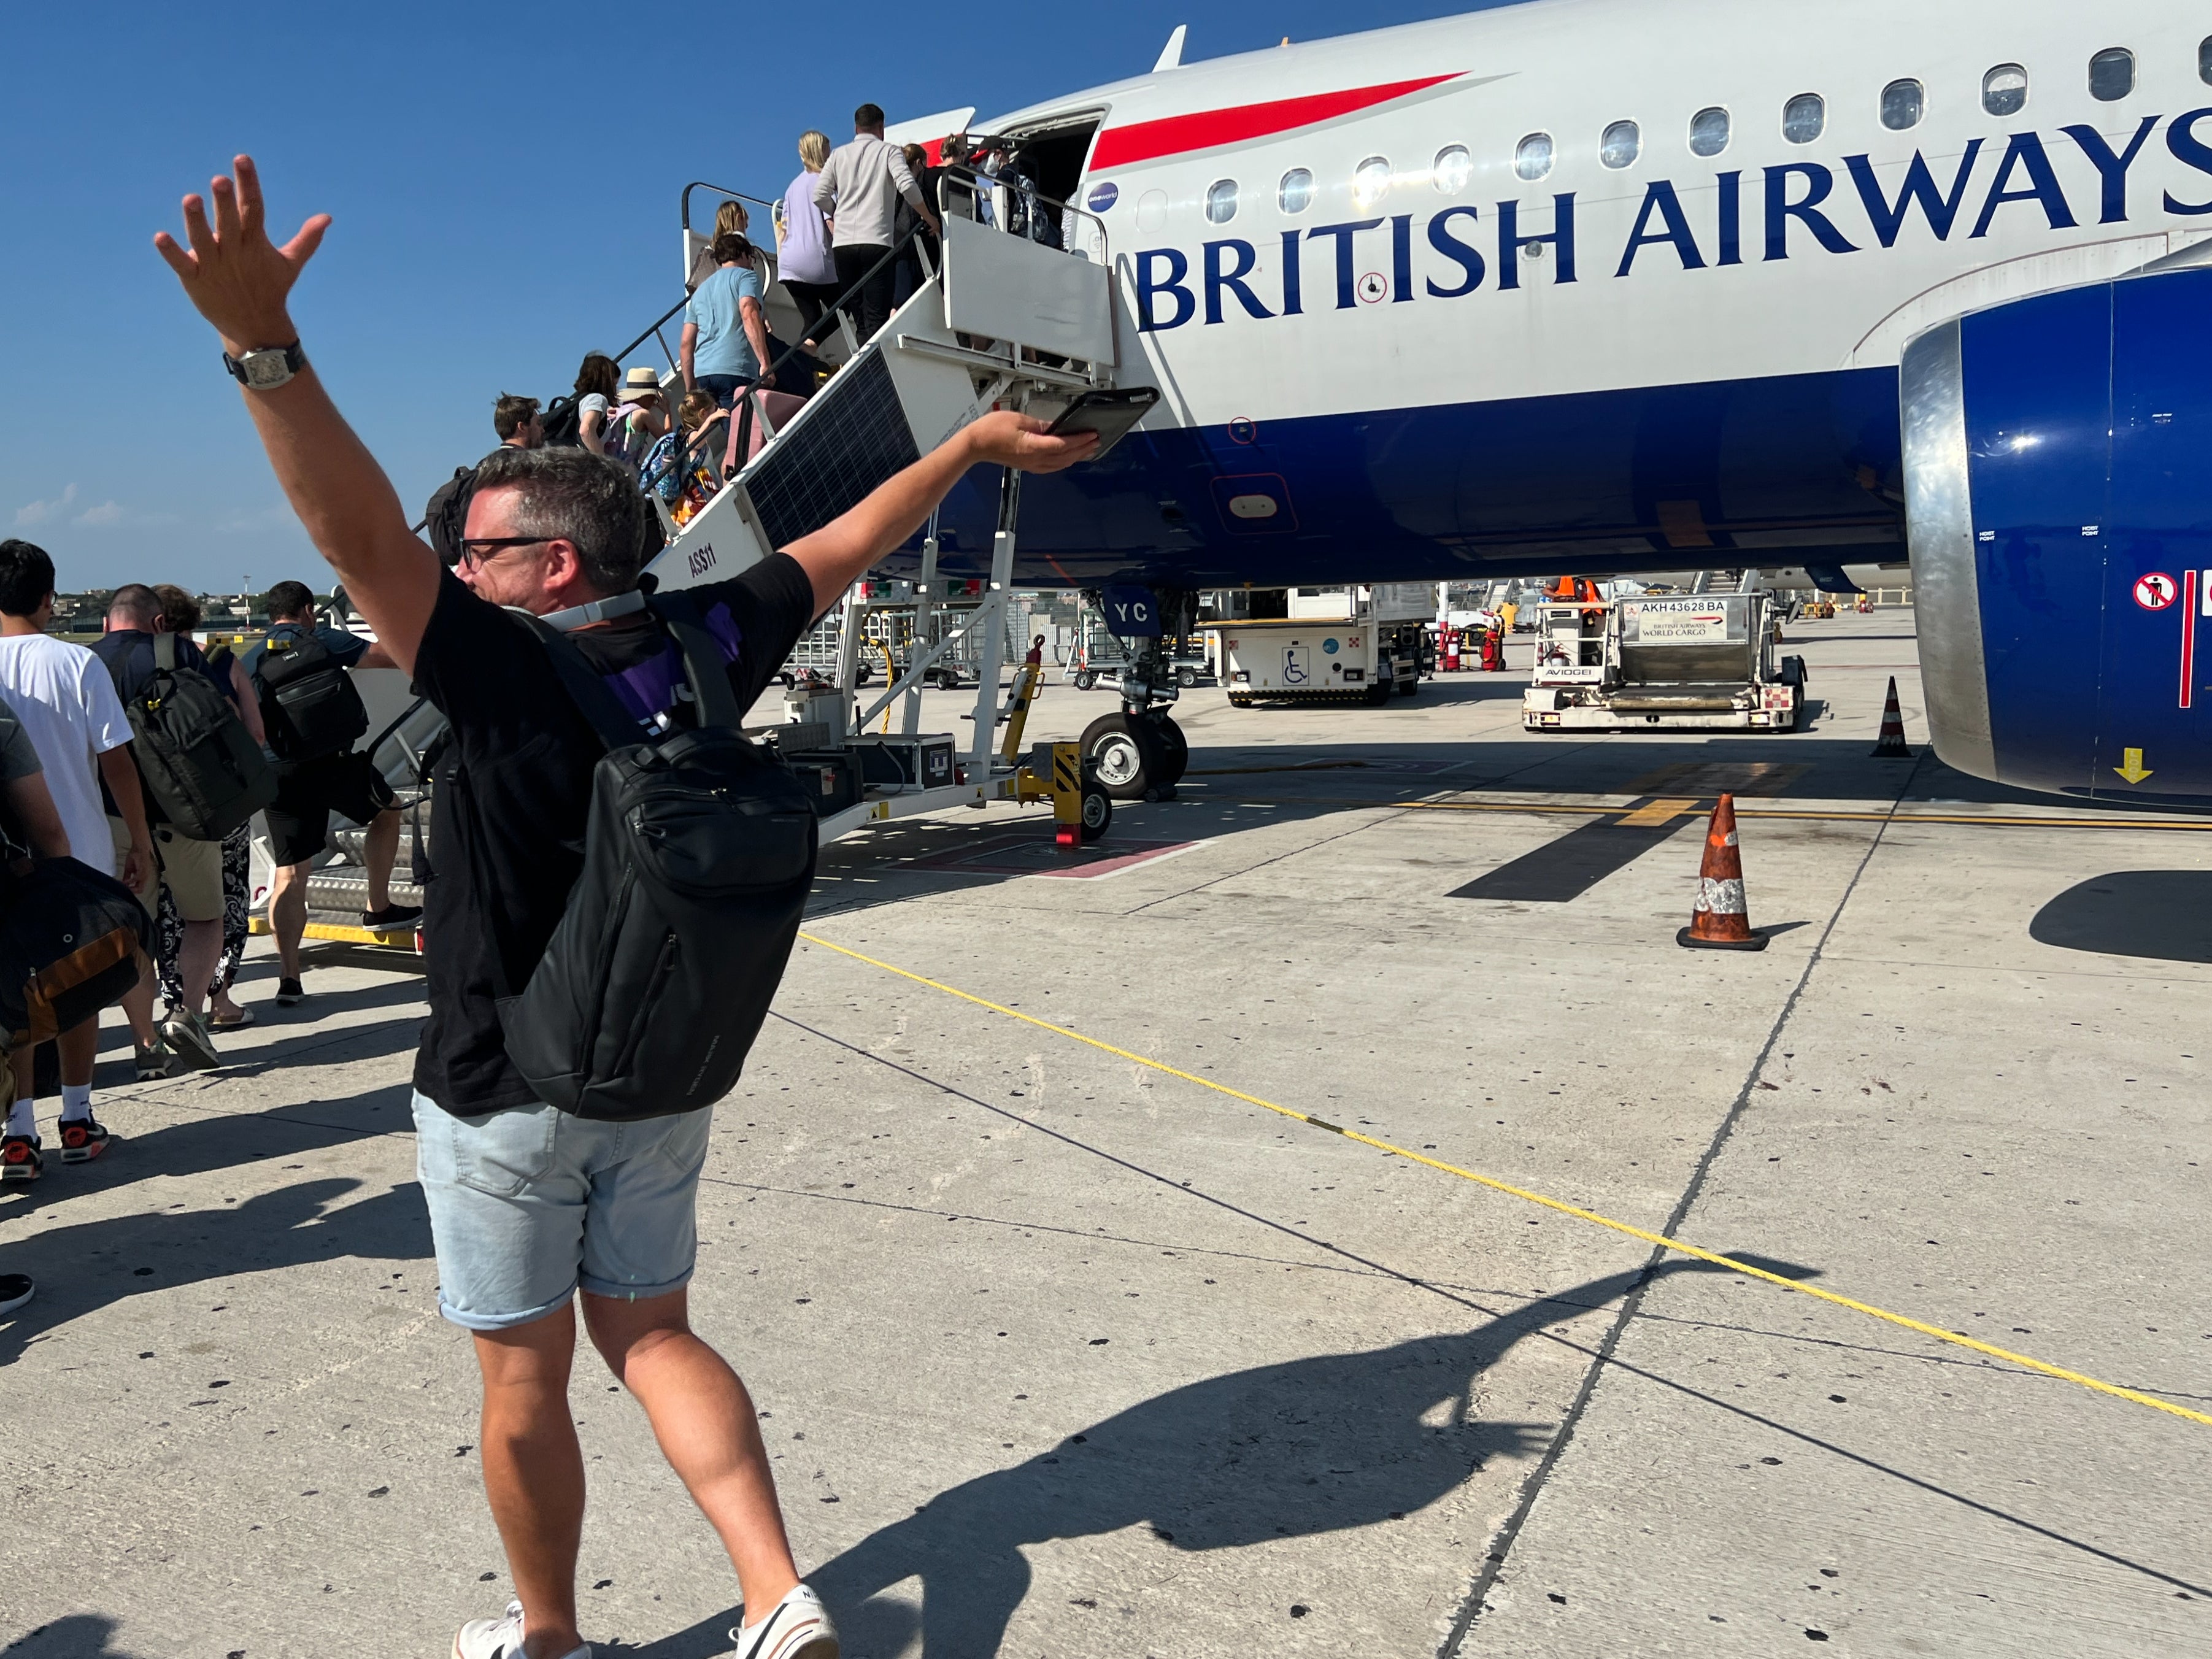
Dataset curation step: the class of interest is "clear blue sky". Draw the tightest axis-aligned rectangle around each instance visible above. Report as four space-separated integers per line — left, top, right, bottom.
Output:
3 0 1490 598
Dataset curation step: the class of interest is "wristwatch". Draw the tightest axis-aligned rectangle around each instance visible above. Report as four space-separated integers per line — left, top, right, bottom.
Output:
222 341 306 392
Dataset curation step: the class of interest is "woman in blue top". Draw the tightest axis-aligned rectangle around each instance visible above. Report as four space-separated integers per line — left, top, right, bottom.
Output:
680 232 775 410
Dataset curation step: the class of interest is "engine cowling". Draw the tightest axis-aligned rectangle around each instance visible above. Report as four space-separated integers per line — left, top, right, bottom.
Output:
1905 262 2212 805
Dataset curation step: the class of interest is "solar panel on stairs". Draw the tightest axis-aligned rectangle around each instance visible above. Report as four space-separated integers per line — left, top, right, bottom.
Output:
745 352 920 550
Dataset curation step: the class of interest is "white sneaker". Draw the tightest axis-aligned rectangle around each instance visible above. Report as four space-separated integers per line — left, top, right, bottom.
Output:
452 1600 590 1659
727 1584 838 1659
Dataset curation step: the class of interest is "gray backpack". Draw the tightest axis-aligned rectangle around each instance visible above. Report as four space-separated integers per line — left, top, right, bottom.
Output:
472 591 819 1120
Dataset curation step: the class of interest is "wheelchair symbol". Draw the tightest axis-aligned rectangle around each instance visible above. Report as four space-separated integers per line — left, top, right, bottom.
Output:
1283 646 1309 685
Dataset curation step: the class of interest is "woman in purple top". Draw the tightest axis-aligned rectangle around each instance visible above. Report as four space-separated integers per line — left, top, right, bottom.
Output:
774 130 841 349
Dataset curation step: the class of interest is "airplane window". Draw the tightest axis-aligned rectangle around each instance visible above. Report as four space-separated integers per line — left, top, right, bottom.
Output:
1600 120 1641 169
1514 133 1554 182
2202 36 2212 83
1983 63 2029 117
1278 168 1314 213
2089 47 2135 101
1433 144 1473 193
1205 179 1239 225
1354 155 1392 207
1782 92 1825 144
1688 106 1730 156
1881 79 1924 129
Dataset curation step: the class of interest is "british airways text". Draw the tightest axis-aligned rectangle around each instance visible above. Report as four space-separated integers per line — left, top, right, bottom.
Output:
1133 114 2211 331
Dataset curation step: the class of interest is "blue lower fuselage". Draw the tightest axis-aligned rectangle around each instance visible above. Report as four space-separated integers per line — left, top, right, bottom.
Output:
894 366 1907 588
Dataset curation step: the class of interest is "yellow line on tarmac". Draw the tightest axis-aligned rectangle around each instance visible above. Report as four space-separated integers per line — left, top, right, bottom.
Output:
796 930 2212 1430
1268 796 2212 833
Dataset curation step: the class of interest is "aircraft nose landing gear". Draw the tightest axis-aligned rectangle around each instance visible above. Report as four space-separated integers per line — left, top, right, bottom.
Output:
1078 584 1195 801
1081 708 1188 801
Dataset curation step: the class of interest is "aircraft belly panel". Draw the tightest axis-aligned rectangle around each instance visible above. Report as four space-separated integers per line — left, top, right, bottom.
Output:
887 366 1903 587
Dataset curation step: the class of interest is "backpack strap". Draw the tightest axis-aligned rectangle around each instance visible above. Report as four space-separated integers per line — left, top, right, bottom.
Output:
153 631 177 672
505 592 742 750
650 590 744 731
509 611 652 753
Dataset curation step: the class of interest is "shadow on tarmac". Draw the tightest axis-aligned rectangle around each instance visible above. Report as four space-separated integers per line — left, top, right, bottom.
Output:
0 1172 428 1367
2030 871 2212 963
811 1257 1747 1659
2 1615 152 1658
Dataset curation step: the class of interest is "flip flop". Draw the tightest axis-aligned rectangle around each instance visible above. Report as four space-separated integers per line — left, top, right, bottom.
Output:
210 1009 255 1030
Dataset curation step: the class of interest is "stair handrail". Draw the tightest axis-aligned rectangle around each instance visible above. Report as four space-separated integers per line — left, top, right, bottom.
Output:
680 180 782 234
935 158 1111 269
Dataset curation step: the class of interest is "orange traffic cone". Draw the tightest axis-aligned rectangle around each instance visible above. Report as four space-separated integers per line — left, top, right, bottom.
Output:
1678 795 1768 952
1871 676 1913 758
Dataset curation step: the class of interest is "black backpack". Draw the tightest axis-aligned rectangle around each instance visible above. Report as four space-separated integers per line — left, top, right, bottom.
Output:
539 393 584 448
425 464 478 568
116 633 278 841
255 632 371 762
472 591 817 1120
0 853 153 1050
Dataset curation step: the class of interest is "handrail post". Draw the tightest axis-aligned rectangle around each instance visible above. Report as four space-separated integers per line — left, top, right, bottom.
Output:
970 468 1022 780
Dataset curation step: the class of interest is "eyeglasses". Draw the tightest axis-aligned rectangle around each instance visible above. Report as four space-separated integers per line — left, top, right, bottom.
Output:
455 536 550 571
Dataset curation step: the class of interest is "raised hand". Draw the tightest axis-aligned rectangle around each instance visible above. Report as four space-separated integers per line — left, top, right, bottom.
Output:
153 155 329 354
963 409 1099 474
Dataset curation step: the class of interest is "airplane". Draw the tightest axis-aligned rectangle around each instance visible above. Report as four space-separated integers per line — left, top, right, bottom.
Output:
649 0 2212 806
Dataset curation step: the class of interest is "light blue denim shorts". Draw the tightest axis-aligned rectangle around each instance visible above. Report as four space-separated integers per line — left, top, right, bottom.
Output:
412 1091 714 1331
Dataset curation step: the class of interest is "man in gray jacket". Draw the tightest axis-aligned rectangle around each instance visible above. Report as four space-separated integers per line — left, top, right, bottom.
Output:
813 104 941 345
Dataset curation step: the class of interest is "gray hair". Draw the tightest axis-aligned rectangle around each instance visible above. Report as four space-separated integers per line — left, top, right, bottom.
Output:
471 446 645 595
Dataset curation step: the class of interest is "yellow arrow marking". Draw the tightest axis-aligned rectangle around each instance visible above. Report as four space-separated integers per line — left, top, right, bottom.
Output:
2114 747 2154 785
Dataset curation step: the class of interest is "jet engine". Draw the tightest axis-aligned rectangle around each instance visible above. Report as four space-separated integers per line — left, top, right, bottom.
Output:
1905 261 2212 805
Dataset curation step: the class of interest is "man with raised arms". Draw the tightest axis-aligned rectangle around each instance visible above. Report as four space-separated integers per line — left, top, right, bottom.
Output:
155 155 1093 1659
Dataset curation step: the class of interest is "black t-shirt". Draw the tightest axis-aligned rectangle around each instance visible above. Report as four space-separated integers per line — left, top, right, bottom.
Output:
409 556 817 1114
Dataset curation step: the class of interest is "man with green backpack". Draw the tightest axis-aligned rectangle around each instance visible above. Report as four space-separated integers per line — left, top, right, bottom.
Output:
241 579 420 1007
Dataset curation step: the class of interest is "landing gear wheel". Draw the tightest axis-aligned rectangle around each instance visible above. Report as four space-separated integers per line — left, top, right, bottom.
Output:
1079 788 1112 842
1154 716 1189 785
1073 669 1098 691
1176 664 1198 688
1081 712 1167 801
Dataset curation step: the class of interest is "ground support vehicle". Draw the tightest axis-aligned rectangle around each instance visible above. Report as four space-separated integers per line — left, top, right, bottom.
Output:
1522 592 1807 732
1208 586 1430 707
780 595 985 690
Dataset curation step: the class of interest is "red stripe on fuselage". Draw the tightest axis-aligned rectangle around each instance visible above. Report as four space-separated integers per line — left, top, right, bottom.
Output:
1089 74 1460 171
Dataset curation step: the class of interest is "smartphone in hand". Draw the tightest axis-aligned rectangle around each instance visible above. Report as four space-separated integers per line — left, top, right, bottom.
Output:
1044 387 1161 460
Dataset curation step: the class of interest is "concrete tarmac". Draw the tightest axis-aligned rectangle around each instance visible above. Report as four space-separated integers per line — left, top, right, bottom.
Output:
4 609 2208 1657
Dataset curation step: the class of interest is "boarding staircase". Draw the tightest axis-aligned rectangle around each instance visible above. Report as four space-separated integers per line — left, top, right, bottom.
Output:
649 174 1119 588
285 165 1128 944
644 166 1123 779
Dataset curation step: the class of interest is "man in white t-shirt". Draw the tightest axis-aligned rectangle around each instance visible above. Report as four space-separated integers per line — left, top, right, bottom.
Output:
0 539 162 1185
